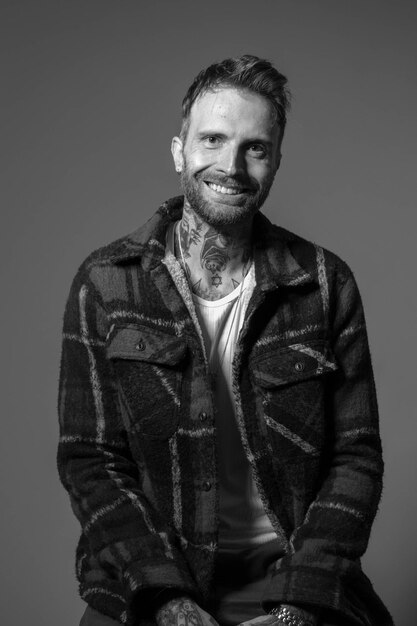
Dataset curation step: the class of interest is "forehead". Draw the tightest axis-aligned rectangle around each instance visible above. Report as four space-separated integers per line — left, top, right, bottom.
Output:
187 87 278 139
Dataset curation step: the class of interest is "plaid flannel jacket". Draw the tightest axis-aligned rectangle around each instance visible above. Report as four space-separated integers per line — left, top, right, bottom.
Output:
58 197 392 626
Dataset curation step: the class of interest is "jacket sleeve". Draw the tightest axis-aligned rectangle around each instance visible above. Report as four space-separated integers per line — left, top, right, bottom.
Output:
262 268 393 625
57 262 198 622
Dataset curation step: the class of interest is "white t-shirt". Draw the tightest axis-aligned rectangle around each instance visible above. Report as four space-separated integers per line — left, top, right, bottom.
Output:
166 223 276 550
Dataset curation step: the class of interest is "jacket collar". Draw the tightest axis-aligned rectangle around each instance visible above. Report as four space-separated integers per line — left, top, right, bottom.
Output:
108 196 317 290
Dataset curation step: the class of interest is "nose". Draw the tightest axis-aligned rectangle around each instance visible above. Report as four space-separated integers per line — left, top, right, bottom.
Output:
217 144 246 177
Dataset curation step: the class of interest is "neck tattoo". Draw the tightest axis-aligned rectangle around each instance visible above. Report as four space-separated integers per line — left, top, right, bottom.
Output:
176 220 252 382
176 220 251 294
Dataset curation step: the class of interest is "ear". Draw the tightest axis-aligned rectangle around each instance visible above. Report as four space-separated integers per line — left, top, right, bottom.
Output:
171 136 184 174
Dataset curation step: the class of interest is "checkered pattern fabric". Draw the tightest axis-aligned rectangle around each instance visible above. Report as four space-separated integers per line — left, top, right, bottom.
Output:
58 197 392 625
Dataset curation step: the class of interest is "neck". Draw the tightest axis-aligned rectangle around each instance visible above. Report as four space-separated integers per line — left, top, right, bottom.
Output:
176 201 253 301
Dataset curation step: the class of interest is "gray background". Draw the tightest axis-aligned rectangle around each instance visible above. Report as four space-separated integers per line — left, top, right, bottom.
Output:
1 1 416 625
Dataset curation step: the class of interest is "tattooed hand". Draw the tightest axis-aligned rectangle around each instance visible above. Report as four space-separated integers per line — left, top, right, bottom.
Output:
155 596 219 626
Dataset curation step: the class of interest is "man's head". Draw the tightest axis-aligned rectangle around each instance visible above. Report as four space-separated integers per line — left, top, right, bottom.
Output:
179 55 290 144
171 55 291 227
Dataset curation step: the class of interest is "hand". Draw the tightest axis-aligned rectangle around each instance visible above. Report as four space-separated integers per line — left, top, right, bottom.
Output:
237 615 281 626
238 605 319 626
155 596 219 626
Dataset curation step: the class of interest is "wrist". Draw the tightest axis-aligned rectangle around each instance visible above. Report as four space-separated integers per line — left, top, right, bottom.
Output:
155 597 204 626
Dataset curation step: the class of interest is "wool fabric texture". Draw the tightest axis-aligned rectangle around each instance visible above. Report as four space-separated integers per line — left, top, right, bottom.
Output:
58 196 393 626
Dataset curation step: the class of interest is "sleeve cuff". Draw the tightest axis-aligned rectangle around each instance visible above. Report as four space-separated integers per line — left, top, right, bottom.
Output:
151 589 195 613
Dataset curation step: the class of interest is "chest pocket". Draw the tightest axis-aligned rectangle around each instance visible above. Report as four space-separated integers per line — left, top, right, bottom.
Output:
106 324 187 439
250 340 338 460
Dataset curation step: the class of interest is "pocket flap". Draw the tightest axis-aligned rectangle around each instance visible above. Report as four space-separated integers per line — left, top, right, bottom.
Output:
106 324 187 366
251 340 338 388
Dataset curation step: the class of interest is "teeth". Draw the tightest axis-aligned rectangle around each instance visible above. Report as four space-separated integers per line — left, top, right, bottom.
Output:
207 182 243 195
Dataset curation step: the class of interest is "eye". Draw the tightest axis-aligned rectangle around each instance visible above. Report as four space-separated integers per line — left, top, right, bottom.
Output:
203 135 221 148
248 144 266 158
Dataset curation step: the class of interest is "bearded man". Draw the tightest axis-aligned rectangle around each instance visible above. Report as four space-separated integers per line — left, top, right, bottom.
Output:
58 55 393 626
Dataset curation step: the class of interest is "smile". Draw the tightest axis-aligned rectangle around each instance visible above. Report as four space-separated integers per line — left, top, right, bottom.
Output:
205 182 246 196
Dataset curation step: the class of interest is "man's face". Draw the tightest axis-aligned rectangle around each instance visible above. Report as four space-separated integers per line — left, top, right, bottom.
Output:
171 87 283 227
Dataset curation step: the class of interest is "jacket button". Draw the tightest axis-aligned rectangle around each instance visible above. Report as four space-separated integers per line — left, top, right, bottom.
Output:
199 411 208 422
135 340 146 351
202 481 212 491
294 361 305 372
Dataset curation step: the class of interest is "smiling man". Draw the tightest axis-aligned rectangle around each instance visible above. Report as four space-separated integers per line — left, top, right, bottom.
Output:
58 56 393 626
171 87 279 302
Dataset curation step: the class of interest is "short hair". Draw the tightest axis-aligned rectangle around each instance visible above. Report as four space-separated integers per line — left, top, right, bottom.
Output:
180 54 291 141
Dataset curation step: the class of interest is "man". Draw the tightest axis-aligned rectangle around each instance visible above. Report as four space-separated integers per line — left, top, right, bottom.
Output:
58 55 393 626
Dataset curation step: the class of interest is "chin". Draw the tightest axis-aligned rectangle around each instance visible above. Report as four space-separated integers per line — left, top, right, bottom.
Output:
187 186 266 227
193 199 259 227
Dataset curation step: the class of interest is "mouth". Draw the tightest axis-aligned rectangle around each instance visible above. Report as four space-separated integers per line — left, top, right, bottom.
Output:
204 181 249 196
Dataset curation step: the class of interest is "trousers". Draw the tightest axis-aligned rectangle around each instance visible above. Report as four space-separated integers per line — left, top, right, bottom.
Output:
79 541 346 625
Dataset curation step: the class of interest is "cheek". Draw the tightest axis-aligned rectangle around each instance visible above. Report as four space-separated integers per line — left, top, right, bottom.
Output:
248 162 276 186
186 147 215 171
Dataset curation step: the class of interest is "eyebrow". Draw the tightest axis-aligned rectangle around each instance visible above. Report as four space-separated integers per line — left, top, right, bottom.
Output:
196 131 226 139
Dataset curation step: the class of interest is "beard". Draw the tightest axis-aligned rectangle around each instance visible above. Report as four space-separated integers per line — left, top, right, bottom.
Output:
179 159 275 228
